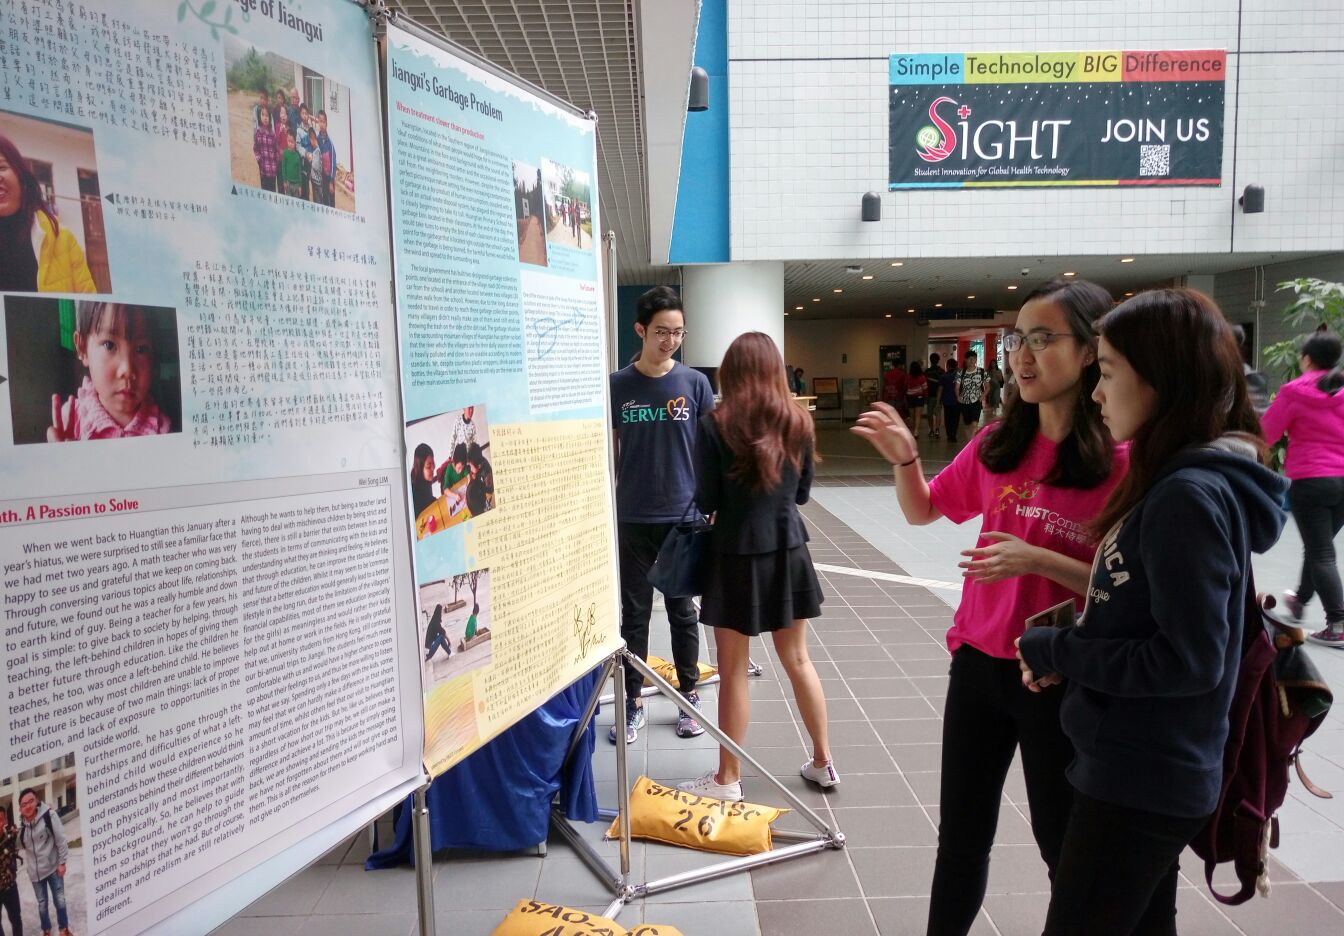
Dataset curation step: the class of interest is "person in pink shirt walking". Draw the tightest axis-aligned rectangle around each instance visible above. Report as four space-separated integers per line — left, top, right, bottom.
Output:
1261 330 1344 646
853 278 1127 936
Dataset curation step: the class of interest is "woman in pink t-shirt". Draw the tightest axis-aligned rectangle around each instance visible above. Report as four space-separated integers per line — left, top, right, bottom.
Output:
854 278 1127 936
1261 330 1344 646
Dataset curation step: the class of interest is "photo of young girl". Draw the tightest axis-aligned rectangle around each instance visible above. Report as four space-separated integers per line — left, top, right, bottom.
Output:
405 404 496 539
4 297 181 445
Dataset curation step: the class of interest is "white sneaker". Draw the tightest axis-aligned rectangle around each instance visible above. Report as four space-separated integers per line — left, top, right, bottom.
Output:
676 770 743 802
800 760 840 788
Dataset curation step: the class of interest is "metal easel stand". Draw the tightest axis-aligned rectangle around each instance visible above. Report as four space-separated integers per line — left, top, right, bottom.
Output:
549 648 845 921
412 779 437 936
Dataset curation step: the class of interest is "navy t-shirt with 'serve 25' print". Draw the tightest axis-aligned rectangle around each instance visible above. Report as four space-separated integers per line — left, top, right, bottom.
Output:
609 362 715 523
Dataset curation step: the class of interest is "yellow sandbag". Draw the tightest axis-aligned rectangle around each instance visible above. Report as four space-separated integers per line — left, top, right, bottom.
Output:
489 900 625 936
643 655 718 686
605 775 788 856
489 900 685 936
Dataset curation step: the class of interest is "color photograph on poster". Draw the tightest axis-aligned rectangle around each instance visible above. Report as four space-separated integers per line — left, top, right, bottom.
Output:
512 160 549 267
4 297 182 444
542 158 592 251
417 568 494 682
2 753 86 936
888 50 1226 189
406 404 496 539
223 36 356 212
0 108 110 293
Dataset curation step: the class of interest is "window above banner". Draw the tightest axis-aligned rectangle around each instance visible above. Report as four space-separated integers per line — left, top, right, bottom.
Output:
888 50 1226 190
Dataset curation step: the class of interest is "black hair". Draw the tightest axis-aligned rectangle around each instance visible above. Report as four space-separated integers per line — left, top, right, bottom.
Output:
18 788 38 804
634 286 683 328
929 352 941 365
1302 331 1344 395
978 278 1116 489
909 360 923 377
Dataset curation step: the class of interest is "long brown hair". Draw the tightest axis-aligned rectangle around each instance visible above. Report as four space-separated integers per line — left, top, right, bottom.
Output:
713 332 815 491
979 278 1116 488
1091 289 1264 534
0 133 58 236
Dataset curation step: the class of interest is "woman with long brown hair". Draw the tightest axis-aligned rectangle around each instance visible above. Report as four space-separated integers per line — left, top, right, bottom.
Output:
676 331 836 801
1016 289 1288 935
0 133 96 293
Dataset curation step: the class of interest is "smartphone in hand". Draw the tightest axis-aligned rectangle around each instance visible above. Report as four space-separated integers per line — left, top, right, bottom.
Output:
1025 598 1077 631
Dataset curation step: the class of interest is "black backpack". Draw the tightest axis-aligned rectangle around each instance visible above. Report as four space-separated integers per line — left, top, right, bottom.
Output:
1189 584 1333 904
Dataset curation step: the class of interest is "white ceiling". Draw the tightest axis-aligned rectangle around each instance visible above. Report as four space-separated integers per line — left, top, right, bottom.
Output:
388 0 678 284
784 251 1328 320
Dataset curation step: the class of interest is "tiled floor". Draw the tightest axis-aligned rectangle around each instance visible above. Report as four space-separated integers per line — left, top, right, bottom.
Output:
218 433 1344 935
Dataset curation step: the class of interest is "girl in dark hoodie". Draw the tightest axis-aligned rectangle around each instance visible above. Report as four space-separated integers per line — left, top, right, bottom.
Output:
1016 290 1288 935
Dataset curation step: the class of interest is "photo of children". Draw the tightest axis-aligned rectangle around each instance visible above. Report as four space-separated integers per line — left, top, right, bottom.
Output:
4 297 181 444
512 160 548 267
541 158 592 251
1 753 85 936
223 37 356 213
405 404 496 539
0 109 111 293
417 569 494 684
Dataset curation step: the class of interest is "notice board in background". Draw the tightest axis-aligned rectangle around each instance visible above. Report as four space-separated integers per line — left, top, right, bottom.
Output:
889 50 1226 189
384 21 622 777
0 2 426 934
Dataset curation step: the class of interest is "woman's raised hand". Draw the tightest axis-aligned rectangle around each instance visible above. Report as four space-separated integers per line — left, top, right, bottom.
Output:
851 401 917 465
46 394 76 443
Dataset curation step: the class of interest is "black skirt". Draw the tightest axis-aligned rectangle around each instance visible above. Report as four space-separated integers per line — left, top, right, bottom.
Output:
699 543 824 636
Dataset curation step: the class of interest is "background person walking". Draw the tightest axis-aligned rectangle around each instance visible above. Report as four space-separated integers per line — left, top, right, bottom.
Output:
1261 330 1344 646
677 332 836 801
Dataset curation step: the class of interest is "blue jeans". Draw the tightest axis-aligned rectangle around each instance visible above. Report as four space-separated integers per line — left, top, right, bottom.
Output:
425 633 450 660
32 871 68 931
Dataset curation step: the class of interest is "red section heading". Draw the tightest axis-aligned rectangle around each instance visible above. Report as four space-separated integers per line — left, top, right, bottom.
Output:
1124 50 1226 82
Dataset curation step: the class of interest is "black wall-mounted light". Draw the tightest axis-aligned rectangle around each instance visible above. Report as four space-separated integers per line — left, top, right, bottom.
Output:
688 67 709 112
1239 184 1264 214
862 191 881 222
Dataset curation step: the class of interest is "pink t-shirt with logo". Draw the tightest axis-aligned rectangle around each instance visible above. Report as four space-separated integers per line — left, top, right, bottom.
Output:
928 431 1128 659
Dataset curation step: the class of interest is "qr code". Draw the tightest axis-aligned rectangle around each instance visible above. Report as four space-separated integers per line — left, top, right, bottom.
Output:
1140 144 1170 177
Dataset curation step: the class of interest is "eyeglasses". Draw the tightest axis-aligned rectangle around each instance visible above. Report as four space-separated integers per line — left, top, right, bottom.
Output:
1003 332 1074 353
651 328 687 340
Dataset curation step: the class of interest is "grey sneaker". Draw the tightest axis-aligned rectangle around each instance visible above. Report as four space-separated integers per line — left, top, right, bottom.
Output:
608 703 646 744
676 770 743 802
676 691 705 738
1306 624 1344 649
1281 590 1305 622
746 659 764 677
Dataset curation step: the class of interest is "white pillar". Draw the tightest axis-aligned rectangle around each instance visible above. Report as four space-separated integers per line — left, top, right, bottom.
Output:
679 262 785 368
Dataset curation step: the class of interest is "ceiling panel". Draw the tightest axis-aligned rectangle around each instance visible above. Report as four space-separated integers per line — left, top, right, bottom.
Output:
389 0 670 283
783 252 1328 320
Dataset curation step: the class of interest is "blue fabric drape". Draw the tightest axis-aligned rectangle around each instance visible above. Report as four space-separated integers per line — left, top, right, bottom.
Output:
366 665 604 868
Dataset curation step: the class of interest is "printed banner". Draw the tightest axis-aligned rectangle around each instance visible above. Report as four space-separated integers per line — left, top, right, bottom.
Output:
888 50 1226 188
0 2 423 934
385 23 622 777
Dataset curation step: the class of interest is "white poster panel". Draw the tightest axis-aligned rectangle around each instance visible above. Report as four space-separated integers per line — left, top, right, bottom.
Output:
0 2 422 933
384 21 623 776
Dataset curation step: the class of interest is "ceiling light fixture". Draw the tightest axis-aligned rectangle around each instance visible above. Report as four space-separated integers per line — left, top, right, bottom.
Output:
885 313 893 318
1007 284 1018 290
907 308 914 313
862 275 874 280
795 305 803 310
967 294 976 300
833 288 843 293
934 302 943 308
891 261 904 267
812 298 820 302
1120 257 1135 263
1063 271 1076 277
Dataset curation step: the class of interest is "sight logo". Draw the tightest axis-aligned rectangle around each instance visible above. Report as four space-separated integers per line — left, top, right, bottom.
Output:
915 96 964 163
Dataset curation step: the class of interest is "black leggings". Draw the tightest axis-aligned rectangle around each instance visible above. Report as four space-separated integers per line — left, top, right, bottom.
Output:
1043 790 1206 936
1288 476 1344 624
0 884 20 936
927 646 1075 936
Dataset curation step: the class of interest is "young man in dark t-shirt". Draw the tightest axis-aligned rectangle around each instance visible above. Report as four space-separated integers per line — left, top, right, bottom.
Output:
608 286 716 743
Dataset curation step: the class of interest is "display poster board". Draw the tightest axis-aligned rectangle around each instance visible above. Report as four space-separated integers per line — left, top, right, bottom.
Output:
0 2 426 934
889 50 1226 189
384 21 622 777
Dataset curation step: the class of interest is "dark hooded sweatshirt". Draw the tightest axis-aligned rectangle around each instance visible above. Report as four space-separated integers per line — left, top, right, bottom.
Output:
1018 438 1288 819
